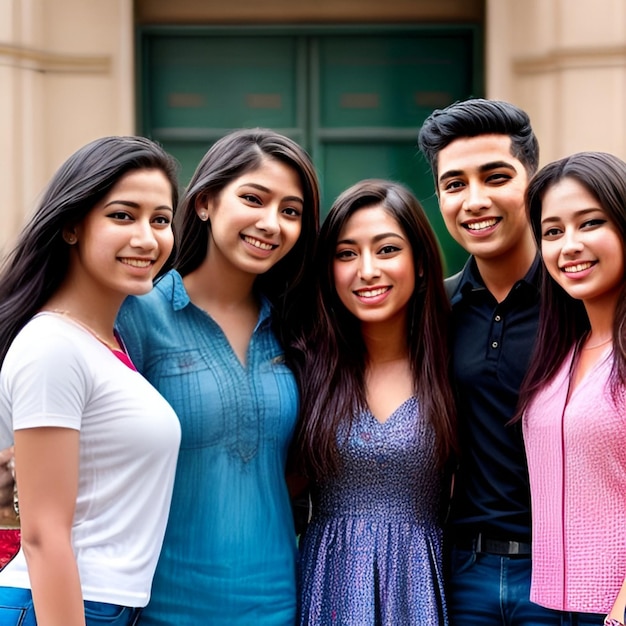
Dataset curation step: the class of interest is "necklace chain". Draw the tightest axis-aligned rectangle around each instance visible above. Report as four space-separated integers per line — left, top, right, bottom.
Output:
583 336 612 350
46 309 121 352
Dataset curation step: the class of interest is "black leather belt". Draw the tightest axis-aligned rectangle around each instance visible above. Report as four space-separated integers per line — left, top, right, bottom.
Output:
454 532 531 556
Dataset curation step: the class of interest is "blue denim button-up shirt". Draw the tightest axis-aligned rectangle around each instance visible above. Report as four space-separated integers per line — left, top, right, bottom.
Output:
116 270 298 626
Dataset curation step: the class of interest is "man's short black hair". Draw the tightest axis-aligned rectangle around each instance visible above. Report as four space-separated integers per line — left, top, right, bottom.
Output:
418 98 539 180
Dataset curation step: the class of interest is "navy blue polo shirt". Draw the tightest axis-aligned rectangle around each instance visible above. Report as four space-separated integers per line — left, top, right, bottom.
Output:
446 255 541 542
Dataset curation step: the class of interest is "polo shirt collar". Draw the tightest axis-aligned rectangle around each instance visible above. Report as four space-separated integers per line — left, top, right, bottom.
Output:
450 253 542 306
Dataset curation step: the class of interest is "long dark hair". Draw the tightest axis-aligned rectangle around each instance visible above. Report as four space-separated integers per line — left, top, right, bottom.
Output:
174 128 319 347
519 151 626 415
294 179 456 478
0 135 179 368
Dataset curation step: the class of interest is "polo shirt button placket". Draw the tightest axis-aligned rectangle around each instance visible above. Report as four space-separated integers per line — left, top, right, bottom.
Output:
490 314 503 352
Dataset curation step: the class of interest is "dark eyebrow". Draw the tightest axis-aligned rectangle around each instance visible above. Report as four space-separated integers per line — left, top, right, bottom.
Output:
104 199 173 213
438 160 518 185
336 232 405 246
541 207 603 225
238 182 304 205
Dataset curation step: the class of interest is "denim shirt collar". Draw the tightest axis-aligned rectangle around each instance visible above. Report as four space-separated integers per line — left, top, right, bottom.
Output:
165 269 272 325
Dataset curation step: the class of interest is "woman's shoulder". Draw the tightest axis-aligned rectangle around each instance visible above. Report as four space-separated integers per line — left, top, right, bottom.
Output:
3 314 94 378
12 313 89 350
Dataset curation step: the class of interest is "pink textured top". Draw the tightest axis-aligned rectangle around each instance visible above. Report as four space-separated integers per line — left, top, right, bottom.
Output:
523 347 626 613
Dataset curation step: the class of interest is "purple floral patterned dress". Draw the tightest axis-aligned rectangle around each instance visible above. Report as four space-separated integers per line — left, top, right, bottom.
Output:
297 396 447 625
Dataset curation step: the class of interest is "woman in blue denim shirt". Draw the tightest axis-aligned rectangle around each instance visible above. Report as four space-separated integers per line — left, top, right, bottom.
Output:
117 129 319 626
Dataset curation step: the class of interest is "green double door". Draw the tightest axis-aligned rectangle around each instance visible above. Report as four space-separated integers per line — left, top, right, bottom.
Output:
139 26 482 274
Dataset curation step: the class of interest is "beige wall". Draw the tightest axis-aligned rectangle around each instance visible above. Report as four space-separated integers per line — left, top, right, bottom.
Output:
0 0 134 252
0 0 483 251
2 0 626 249
487 0 626 164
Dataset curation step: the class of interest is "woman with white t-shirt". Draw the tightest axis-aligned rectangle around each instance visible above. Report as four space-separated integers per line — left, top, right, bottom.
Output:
0 136 181 626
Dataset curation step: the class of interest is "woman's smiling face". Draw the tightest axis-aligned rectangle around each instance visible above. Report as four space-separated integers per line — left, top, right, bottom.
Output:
198 157 304 278
540 176 624 310
333 204 415 328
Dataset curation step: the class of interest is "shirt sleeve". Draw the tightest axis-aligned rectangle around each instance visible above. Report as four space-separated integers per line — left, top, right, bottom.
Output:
2 331 89 432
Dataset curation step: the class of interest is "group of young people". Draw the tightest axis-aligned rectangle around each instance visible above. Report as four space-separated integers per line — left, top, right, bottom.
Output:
0 97 623 626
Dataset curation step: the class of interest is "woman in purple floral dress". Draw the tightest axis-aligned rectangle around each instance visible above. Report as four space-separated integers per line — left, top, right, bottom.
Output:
292 180 456 625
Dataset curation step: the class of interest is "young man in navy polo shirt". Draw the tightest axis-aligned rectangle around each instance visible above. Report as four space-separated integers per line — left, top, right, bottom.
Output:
418 99 561 625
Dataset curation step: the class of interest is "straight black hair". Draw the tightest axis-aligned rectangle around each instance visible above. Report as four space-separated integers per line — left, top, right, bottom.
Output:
519 151 626 416
0 135 179 368
174 128 320 348
293 179 456 478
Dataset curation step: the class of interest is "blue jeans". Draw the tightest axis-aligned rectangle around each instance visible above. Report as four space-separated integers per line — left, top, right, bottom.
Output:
559 614 609 626
448 547 568 625
0 586 142 625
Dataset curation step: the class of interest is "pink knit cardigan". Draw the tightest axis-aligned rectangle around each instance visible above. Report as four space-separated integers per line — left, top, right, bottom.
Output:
523 347 626 613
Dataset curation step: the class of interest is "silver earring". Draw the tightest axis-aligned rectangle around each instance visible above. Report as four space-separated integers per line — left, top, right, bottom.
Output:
64 233 77 244
199 211 208 221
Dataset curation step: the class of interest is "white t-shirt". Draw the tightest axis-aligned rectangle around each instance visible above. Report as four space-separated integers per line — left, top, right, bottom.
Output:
0 313 181 607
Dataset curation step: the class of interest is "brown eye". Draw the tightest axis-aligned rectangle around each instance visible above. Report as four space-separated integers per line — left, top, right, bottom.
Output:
379 245 400 255
282 207 302 218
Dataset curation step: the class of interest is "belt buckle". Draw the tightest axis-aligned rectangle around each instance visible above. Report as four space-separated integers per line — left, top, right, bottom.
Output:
475 532 483 553
475 534 525 555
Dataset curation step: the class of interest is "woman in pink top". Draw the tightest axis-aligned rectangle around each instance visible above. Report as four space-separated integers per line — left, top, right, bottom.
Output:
520 152 626 626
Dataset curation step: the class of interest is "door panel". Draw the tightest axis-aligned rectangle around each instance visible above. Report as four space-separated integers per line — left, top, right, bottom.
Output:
139 26 481 274
320 143 467 273
146 36 303 131
321 143 418 203
317 35 472 129
157 140 214 188
312 32 476 273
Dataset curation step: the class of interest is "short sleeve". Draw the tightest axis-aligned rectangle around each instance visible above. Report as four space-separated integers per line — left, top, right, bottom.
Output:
1 330 90 433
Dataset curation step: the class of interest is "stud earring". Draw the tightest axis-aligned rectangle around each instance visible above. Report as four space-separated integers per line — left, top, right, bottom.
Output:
64 233 77 244
198 211 208 221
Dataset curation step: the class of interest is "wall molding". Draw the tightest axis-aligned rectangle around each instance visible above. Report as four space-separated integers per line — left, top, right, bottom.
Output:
0 43 110 74
514 45 626 75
